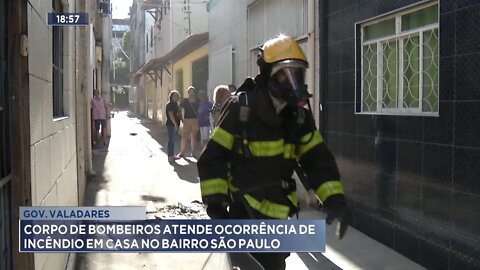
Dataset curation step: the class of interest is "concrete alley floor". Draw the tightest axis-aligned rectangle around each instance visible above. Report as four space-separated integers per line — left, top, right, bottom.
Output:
75 111 210 270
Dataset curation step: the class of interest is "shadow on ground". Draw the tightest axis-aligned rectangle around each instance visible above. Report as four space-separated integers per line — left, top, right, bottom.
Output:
133 115 202 184
171 160 200 184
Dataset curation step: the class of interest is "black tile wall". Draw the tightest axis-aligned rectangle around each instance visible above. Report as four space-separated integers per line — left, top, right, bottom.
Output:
417 237 450 270
339 133 356 160
326 43 341 73
341 39 356 71
456 0 480 9
449 230 480 269
374 173 396 210
356 0 379 21
422 144 453 187
372 218 395 248
440 12 456 57
339 103 356 133
450 251 480 270
397 116 424 141
455 53 480 100
375 138 397 175
396 141 422 177
356 136 376 164
326 103 341 132
339 6 358 41
375 0 420 14
356 114 376 136
453 147 480 194
326 132 341 155
424 102 454 144
439 57 455 101
352 208 374 236
376 116 397 139
327 0 356 15
440 0 456 13
450 193 480 266
396 179 422 212
354 178 376 206
323 0 480 268
422 184 451 223
326 73 341 102
341 70 356 102
454 101 480 147
455 4 480 55
327 14 343 44
394 226 419 262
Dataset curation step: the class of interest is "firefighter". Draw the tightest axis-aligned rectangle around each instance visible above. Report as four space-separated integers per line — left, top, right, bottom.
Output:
197 35 348 270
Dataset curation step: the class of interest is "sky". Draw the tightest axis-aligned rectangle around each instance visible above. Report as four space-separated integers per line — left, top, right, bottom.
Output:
111 0 133 19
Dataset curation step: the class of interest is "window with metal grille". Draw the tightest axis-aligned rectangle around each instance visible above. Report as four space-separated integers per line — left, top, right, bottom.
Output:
52 0 65 117
356 2 439 116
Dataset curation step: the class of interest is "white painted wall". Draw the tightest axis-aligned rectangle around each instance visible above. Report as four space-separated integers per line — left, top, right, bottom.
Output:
209 0 320 124
208 0 249 89
170 0 208 49
145 10 155 62
27 0 80 269
155 0 209 57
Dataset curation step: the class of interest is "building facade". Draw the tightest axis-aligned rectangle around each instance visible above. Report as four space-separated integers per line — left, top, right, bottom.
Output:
129 0 146 114
321 0 480 269
111 19 130 108
130 0 208 123
1 0 109 269
112 19 129 59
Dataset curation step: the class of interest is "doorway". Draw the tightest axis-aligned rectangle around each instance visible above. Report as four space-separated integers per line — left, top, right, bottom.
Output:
192 56 208 93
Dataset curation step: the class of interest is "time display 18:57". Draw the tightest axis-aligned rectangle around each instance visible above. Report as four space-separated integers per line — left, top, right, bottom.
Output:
57 14 80 23
47 13 88 26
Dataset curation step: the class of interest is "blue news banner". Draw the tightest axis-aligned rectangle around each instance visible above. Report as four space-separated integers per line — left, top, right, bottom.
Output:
19 207 325 253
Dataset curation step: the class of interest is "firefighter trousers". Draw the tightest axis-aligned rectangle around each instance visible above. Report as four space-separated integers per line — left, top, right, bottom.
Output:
229 200 290 270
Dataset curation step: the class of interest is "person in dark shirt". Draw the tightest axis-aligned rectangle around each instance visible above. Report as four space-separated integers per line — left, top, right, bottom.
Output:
178 86 199 157
166 90 181 163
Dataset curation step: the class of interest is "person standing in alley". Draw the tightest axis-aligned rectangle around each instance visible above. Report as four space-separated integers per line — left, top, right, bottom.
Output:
197 90 213 148
178 86 199 157
166 90 182 163
210 85 230 127
91 89 109 146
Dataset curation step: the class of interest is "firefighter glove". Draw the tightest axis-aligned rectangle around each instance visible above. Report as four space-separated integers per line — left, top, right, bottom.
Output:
323 196 349 240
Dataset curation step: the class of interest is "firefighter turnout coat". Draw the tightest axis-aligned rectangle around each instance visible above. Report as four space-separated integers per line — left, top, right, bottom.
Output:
197 83 345 219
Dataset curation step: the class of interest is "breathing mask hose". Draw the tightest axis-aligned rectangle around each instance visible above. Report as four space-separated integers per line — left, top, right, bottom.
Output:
296 99 315 146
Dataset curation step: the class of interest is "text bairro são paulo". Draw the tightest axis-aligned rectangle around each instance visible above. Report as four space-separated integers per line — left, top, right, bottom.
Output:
22 223 318 250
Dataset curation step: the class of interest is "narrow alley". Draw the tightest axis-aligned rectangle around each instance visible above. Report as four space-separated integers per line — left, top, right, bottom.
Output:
76 111 210 269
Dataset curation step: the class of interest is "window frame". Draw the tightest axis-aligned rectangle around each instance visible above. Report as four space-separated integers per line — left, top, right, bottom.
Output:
355 1 439 116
